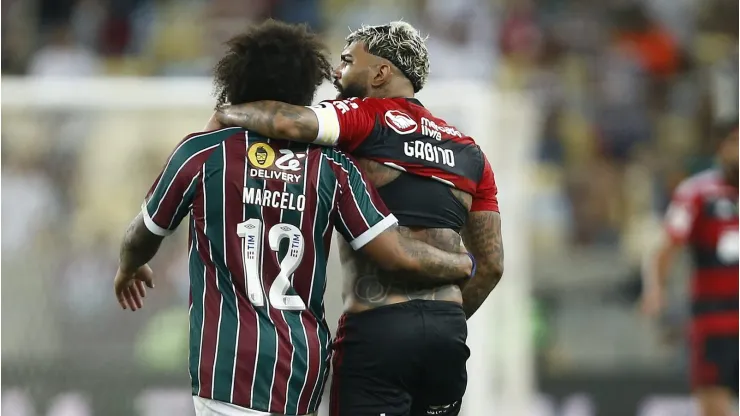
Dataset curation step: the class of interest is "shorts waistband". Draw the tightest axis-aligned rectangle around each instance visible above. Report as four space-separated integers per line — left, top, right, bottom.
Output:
342 300 463 321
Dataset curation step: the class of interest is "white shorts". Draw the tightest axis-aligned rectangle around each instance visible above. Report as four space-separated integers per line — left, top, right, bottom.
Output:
192 396 315 416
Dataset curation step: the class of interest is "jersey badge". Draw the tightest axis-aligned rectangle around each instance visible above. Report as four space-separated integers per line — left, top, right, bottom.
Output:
385 110 418 135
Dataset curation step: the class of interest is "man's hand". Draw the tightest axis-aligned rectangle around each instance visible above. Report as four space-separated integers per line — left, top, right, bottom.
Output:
114 264 155 311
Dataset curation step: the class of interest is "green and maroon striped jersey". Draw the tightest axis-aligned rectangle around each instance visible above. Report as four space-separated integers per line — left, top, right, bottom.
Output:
141 127 397 415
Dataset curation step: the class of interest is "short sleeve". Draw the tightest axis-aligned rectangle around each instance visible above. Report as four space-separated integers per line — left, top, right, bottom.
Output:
142 129 234 235
305 98 376 151
664 184 700 244
470 153 499 212
327 151 397 250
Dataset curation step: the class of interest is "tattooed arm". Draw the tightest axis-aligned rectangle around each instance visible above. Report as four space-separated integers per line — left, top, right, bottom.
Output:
460 211 504 319
216 98 375 149
215 102 319 143
362 225 473 282
119 213 164 273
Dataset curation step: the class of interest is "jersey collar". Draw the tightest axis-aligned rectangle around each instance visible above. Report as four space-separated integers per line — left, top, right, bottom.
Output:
405 97 424 107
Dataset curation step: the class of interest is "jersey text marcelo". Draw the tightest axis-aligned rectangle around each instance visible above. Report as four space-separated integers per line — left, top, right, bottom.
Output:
243 187 306 212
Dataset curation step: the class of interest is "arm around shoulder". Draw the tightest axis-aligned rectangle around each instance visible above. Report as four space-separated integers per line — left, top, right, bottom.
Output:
359 227 473 282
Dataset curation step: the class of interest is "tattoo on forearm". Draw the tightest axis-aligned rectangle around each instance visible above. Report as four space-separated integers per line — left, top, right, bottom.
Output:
342 162 471 310
460 211 504 319
119 213 164 272
342 226 465 309
397 235 468 281
216 101 318 141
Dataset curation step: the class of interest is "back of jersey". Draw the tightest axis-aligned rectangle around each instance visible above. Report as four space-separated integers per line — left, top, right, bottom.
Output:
142 127 394 414
309 96 499 231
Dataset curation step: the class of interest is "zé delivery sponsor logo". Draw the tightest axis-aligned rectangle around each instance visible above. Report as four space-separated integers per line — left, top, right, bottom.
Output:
247 142 306 184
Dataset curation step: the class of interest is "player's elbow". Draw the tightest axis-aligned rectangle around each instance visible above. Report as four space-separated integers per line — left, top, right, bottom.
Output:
479 261 504 286
492 261 504 280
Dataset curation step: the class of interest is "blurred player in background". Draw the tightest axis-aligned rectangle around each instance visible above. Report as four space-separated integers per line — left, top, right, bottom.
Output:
112 20 476 416
214 21 504 416
641 121 738 416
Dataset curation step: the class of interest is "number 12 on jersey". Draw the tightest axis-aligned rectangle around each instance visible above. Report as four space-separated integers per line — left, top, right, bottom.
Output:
236 219 307 311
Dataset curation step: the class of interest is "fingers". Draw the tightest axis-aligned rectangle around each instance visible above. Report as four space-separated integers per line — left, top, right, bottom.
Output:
114 265 156 312
116 288 128 310
117 282 144 311
135 279 147 299
138 265 155 288
126 285 144 311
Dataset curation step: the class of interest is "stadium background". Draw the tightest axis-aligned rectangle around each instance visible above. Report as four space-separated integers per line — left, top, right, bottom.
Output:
1 0 737 415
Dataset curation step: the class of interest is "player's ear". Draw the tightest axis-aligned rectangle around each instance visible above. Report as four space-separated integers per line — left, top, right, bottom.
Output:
371 62 393 88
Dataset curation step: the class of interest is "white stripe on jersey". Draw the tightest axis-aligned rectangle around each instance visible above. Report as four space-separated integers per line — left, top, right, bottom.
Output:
197 163 208 397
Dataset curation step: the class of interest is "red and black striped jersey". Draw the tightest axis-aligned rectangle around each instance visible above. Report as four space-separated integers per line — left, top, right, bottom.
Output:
308 97 498 230
141 127 396 414
664 169 738 333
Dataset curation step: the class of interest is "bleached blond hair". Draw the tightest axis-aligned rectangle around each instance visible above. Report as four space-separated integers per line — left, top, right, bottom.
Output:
345 21 430 93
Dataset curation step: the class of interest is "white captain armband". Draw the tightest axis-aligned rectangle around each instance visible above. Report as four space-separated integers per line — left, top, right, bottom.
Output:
305 103 340 146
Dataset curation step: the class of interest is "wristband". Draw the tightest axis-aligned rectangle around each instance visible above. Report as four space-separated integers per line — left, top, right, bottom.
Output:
467 252 477 278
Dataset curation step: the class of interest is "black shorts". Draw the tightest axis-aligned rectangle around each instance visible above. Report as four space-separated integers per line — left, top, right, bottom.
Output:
691 333 739 394
329 300 469 416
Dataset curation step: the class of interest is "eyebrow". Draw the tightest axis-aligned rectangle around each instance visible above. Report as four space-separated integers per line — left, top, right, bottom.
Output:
340 53 353 62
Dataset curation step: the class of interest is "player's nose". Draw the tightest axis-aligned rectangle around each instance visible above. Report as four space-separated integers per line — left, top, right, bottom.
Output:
332 66 342 81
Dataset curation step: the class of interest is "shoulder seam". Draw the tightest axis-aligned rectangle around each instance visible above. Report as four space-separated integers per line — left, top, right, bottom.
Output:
185 126 242 139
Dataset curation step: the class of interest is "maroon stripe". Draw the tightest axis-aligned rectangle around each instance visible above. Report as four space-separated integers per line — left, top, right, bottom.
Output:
223 139 259 405
263 179 294 412
297 314 320 414
151 151 215 228
329 314 348 416
296 152 322 413
192 183 221 399
188 228 194 310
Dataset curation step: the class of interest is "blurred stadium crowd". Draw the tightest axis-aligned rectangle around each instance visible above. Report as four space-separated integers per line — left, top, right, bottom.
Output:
1 0 738 408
